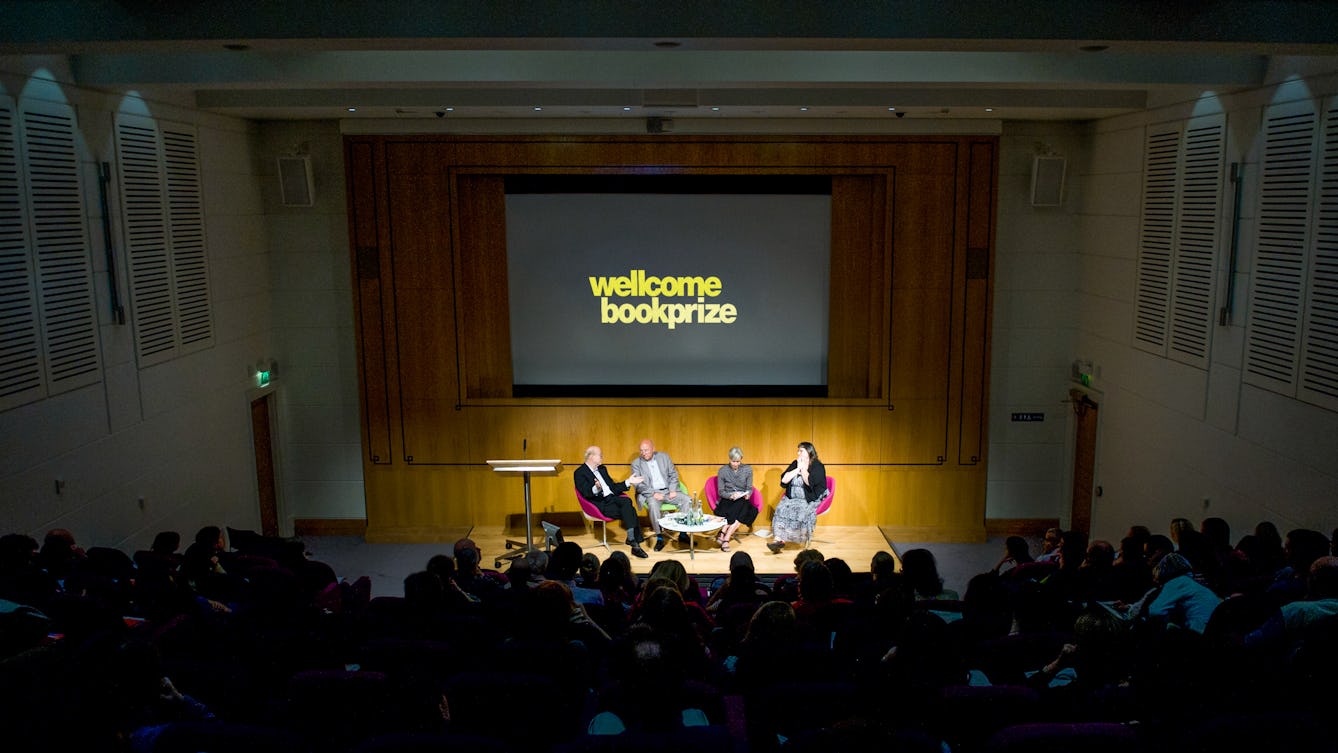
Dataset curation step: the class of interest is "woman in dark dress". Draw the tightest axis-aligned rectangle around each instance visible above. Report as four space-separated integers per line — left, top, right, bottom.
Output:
768 441 827 553
714 446 758 551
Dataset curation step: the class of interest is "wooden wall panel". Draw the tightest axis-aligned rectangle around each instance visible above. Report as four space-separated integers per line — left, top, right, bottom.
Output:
882 398 950 465
346 140 394 465
958 140 997 465
344 136 996 543
454 174 512 398
828 176 885 398
386 146 470 464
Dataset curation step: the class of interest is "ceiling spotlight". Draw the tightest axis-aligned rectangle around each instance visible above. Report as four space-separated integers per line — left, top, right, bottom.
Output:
711 106 720 112
888 107 896 111
985 108 994 112
346 107 356 112
799 107 808 112
445 107 454 112
533 106 542 111
623 107 631 111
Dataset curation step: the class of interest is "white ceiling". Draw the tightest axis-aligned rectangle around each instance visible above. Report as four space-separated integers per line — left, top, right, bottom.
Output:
5 1 1338 123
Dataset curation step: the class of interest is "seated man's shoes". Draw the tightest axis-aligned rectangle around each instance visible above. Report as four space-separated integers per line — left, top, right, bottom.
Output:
677 532 690 544
767 541 785 554
631 544 648 558
654 535 667 552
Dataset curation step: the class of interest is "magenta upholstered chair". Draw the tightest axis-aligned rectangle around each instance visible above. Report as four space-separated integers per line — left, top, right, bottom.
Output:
702 475 763 541
807 476 836 547
575 487 615 552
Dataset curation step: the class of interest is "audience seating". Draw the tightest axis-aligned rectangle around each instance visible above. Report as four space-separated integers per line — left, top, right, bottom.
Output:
5 516 1335 753
985 722 1141 753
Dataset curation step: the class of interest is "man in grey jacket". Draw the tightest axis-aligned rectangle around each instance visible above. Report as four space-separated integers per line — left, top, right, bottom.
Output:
630 438 691 551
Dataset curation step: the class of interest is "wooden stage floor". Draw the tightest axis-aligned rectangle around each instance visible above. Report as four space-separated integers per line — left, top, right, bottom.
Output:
474 524 896 577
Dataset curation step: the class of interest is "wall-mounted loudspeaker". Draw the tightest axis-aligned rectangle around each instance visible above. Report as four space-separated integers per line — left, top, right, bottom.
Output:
277 155 315 207
1030 155 1066 207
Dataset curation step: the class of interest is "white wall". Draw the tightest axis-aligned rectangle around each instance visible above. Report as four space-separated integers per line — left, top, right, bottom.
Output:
255 121 364 523
1075 63 1338 544
0 58 273 549
986 121 1085 521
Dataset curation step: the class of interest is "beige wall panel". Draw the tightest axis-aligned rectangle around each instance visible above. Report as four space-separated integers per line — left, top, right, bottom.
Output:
893 174 955 292
877 467 986 532
891 286 952 400
364 467 473 536
812 406 885 464
882 397 950 465
400 400 470 463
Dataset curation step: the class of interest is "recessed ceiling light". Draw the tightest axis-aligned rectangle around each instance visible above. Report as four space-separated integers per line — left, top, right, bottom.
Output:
799 107 808 112
533 106 542 111
445 107 454 112
711 107 720 112
888 107 896 111
623 107 631 111
347 107 356 112
985 108 994 112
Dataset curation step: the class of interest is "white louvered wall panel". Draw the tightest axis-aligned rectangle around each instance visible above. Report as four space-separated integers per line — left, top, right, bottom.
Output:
21 101 101 394
1132 125 1182 355
1298 98 1338 411
162 126 212 351
0 95 45 411
116 114 176 365
1244 101 1317 393
1168 116 1225 368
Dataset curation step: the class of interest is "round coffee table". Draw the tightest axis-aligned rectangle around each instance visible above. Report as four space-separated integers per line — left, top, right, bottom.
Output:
657 513 726 559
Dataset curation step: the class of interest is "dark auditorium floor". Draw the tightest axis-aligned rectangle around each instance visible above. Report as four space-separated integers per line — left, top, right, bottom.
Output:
305 530 1016 599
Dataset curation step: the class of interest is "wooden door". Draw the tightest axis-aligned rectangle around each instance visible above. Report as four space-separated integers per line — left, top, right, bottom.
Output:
1069 389 1099 534
251 395 279 536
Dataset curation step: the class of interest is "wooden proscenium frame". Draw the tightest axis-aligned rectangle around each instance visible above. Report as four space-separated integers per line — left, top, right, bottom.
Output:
344 135 997 543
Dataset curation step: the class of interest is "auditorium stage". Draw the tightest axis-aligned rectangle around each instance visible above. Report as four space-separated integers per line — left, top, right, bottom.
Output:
305 525 899 599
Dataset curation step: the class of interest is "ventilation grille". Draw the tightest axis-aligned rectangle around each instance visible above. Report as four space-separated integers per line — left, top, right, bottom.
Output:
1245 103 1316 392
1168 120 1224 366
115 114 212 366
1132 126 1180 354
22 102 100 394
117 119 175 363
162 127 211 351
0 97 44 410
1298 100 1338 410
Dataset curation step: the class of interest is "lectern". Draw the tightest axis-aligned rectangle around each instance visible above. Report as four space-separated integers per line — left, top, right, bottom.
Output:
487 458 563 568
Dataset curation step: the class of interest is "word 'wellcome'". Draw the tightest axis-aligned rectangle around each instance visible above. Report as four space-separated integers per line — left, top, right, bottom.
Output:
589 269 738 330
588 270 722 298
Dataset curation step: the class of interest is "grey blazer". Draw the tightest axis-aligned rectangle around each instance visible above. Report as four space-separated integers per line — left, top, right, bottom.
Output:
630 451 684 503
